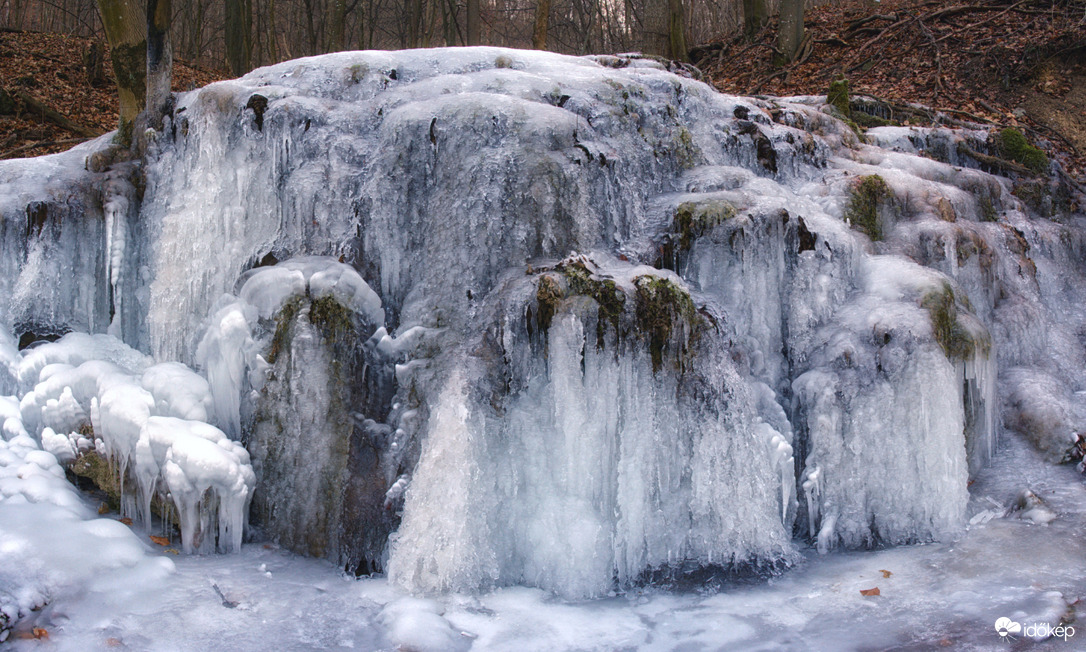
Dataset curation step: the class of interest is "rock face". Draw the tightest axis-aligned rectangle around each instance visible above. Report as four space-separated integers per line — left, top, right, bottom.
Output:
1 47 1085 598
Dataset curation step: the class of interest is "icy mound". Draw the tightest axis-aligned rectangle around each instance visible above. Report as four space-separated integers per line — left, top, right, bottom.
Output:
197 257 388 566
389 254 797 598
1 47 1084 599
16 334 254 553
0 395 174 643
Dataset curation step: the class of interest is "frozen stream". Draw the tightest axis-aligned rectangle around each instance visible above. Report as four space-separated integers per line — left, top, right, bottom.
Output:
5 433 1082 651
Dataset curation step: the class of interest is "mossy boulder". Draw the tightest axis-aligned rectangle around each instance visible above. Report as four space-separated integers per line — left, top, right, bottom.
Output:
69 449 121 510
827 78 850 117
557 259 627 348
673 200 736 251
993 128 1048 174
634 275 700 372
921 283 991 361
844 175 893 241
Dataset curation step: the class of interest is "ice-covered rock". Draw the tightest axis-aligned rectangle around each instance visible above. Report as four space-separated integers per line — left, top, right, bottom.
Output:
14 333 255 553
1 47 1084 600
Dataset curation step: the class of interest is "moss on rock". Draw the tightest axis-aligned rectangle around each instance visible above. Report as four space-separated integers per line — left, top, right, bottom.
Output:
70 450 121 510
921 282 990 361
827 78 850 117
994 128 1048 174
673 199 736 251
634 275 700 372
559 260 626 348
535 274 563 333
845 175 892 241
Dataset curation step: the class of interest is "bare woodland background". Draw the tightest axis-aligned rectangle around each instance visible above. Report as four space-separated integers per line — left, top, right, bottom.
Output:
0 0 807 74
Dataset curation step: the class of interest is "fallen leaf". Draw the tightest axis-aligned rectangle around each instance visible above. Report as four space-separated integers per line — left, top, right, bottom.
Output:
860 587 880 597
938 638 953 647
119 517 133 526
149 535 170 546
97 503 109 514
165 548 180 555
880 569 892 578
106 637 124 647
33 627 49 639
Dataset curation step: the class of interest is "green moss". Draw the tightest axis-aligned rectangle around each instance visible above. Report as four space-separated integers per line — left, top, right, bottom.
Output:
827 78 850 117
921 283 990 361
535 275 563 333
979 194 998 222
851 112 893 128
267 297 304 364
70 450 121 510
675 126 700 169
844 175 892 241
634 275 700 373
673 200 736 251
559 260 626 348
995 128 1048 174
309 295 355 341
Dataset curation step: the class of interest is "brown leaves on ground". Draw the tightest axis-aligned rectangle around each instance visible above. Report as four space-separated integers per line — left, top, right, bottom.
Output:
695 0 1086 183
149 535 171 546
0 30 227 159
880 569 893 578
119 517 133 526
860 586 881 596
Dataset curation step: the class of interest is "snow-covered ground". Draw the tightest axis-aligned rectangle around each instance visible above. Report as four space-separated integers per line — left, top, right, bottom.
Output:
4 429 1083 651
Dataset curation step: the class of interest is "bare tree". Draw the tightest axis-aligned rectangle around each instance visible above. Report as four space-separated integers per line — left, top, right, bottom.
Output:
532 0 548 49
146 0 172 126
225 0 251 75
742 0 766 40
466 0 478 44
777 0 803 64
96 0 146 144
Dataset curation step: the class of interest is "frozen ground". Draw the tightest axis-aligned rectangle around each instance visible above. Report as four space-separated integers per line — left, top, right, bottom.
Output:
4 431 1082 651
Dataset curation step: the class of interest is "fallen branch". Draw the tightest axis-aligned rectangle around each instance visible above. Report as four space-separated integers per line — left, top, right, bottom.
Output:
958 143 1035 175
0 138 89 160
7 89 101 138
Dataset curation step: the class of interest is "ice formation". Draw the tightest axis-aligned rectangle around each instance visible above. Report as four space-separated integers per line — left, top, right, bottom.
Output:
15 334 255 553
1 47 1084 604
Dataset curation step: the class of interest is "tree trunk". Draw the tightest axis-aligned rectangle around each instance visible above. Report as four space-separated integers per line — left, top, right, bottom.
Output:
95 0 146 146
532 0 549 50
226 0 251 75
777 0 804 64
146 0 172 128
466 0 480 45
742 0 767 40
667 0 687 62
641 0 668 57
330 0 346 51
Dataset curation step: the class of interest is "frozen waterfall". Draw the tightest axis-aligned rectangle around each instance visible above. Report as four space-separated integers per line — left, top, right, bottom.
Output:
2 47 1084 603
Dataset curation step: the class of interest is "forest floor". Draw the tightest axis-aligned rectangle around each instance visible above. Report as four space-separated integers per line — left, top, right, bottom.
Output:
694 0 1086 183
0 30 226 159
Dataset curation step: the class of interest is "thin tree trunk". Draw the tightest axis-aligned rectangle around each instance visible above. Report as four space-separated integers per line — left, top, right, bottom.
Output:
96 0 146 145
146 0 172 128
742 0 767 40
667 0 686 62
777 0 804 64
225 0 251 75
532 0 549 50
466 0 479 45
330 0 346 50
